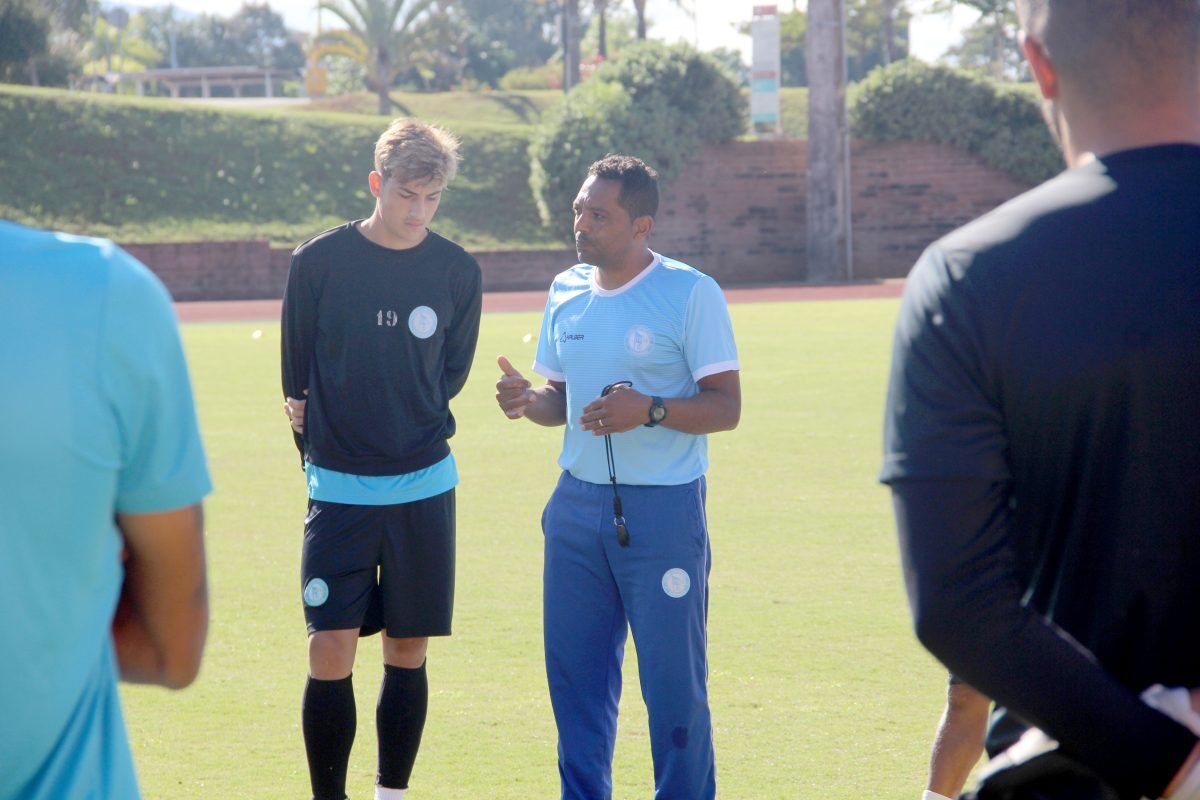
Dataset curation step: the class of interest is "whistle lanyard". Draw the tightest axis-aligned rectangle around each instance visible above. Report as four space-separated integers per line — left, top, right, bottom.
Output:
601 381 633 547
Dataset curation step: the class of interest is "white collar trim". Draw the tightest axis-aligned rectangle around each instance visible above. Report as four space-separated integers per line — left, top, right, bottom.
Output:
588 251 662 297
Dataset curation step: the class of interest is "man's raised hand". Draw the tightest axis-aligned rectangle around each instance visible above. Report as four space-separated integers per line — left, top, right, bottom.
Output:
496 356 535 419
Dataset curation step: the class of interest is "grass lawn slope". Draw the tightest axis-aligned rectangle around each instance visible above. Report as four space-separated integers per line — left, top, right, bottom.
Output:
0 85 559 250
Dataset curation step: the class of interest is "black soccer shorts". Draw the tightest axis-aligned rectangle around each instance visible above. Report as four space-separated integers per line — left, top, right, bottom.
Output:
300 489 455 638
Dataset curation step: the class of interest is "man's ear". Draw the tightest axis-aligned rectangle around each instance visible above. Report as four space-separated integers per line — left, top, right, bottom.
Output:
1021 31 1059 101
633 214 654 242
368 170 383 199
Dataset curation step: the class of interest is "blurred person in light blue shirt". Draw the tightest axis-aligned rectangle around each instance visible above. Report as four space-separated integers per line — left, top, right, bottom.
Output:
0 221 211 800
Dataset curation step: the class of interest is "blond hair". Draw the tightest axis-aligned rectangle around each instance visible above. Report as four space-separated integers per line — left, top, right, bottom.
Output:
373 118 461 187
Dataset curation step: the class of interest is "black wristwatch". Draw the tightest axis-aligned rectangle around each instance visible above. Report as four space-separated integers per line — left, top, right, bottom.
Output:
645 396 667 427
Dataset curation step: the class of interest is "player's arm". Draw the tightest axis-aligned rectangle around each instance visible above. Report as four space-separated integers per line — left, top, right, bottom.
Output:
445 258 483 399
112 503 208 689
578 370 740 435
893 478 1197 799
495 355 566 426
926 681 989 800
281 250 317 453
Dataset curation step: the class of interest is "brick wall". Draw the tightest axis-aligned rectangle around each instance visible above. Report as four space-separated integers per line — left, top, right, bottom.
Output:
120 239 577 301
122 139 1033 300
849 140 1032 280
121 240 291 302
472 248 577 293
653 139 1032 283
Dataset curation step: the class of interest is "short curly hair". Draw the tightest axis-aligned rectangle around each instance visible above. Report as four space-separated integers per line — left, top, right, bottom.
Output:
588 154 660 221
374 118 461 187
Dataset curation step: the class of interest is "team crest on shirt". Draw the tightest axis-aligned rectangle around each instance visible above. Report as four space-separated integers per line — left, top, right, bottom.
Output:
661 568 691 598
303 578 329 607
625 325 654 356
408 306 437 339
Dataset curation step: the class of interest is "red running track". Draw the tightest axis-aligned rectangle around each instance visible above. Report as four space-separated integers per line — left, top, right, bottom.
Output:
175 280 905 323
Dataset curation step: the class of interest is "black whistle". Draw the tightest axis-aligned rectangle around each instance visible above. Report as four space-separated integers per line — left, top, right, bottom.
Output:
614 516 630 547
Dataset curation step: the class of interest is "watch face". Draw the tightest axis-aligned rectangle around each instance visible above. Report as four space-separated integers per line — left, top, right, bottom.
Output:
651 401 667 422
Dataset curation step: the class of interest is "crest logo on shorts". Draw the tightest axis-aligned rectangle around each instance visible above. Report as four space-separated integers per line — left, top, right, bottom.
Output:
408 306 438 339
661 568 691 599
303 578 329 607
625 325 654 356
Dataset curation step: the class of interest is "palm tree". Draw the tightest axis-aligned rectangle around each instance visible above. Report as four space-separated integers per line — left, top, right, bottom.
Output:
312 0 436 115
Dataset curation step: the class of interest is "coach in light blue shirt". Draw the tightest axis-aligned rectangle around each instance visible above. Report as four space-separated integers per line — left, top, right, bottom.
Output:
0 222 211 800
495 155 741 800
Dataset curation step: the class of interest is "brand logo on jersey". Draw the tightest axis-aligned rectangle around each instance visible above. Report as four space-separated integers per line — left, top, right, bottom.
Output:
558 332 585 343
303 578 329 607
661 568 691 598
626 325 654 356
408 306 437 339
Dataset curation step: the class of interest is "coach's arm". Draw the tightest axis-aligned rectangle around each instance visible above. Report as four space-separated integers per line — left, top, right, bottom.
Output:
495 355 567 426
112 503 209 689
578 370 741 435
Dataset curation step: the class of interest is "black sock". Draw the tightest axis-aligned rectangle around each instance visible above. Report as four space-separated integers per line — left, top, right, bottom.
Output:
376 661 429 790
302 674 356 800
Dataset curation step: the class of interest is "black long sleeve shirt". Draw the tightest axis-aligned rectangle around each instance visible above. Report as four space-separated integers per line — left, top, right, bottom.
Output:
281 222 482 476
881 146 1200 799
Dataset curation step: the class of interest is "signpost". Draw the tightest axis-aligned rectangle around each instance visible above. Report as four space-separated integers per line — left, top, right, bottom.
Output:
751 5 782 137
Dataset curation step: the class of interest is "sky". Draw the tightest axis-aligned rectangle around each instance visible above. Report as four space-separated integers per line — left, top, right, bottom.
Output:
112 0 981 64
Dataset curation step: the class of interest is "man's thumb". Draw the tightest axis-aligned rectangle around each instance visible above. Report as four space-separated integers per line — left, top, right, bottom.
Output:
497 355 524 378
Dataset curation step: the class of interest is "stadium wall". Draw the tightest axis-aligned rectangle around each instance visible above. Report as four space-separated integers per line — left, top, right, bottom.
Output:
122 139 1032 300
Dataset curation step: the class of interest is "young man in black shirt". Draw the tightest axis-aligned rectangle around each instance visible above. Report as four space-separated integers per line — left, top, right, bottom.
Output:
282 118 482 800
882 1 1200 798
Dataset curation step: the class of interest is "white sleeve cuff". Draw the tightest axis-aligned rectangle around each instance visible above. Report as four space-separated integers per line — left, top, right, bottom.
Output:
533 361 565 382
693 360 740 382
1142 684 1200 736
923 791 954 800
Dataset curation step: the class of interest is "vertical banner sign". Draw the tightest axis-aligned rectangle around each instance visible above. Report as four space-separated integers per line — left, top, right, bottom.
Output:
751 5 782 136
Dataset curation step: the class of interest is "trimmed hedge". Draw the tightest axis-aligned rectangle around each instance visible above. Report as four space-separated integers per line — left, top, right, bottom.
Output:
850 59 1061 186
0 85 556 248
529 42 744 238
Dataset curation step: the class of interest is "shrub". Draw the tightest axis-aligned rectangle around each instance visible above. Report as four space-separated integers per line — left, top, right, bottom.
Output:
499 61 562 91
529 41 745 238
850 59 1061 186
0 85 554 249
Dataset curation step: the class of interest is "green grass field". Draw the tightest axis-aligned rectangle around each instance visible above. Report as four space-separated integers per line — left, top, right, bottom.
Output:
120 299 953 798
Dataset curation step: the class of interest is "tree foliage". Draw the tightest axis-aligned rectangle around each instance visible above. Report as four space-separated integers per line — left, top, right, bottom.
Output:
529 41 744 238
313 0 436 114
0 0 49 82
851 58 1059 184
942 1 1024 80
135 4 303 72
456 0 557 87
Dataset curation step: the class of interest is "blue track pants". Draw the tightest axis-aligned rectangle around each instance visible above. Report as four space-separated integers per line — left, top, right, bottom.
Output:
542 471 715 800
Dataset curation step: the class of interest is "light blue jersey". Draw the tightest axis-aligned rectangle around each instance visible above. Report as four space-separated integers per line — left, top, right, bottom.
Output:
0 222 211 800
534 252 739 486
306 453 458 505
